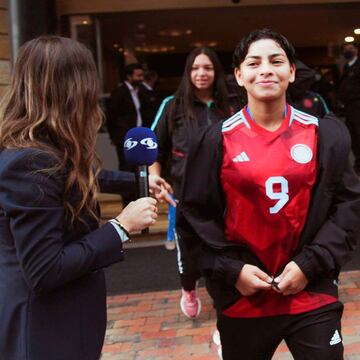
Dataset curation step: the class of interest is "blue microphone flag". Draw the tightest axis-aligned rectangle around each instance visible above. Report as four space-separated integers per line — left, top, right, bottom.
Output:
123 127 158 166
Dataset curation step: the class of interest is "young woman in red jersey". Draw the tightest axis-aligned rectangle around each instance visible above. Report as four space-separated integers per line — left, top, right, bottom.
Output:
150 48 240 319
178 29 360 360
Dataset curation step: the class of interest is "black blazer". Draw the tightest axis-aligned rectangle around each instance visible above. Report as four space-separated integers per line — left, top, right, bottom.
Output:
338 58 360 104
0 148 135 360
106 83 153 145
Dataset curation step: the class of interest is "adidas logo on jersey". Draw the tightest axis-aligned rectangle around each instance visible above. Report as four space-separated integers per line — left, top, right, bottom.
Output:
233 151 250 162
329 330 342 346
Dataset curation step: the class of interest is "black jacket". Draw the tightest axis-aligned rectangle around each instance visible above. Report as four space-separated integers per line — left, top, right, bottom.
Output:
106 83 153 145
152 96 239 195
0 149 138 360
338 58 360 104
177 112 360 310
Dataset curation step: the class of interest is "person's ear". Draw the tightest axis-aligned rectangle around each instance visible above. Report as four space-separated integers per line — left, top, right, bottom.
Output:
289 64 296 84
234 67 244 87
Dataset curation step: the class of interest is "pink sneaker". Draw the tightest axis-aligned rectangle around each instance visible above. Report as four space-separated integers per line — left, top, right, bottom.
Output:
180 289 201 318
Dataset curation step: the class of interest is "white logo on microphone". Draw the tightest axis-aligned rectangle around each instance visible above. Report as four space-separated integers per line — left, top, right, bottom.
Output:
124 138 138 150
140 138 158 149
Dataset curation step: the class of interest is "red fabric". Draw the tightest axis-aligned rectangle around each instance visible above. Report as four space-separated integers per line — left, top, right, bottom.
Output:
221 105 335 317
223 291 337 318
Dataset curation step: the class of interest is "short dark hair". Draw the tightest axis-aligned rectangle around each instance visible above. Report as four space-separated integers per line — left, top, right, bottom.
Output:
123 63 143 77
342 43 359 50
232 28 296 68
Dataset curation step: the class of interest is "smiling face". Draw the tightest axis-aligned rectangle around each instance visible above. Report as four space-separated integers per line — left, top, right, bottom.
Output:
234 38 295 104
190 53 215 91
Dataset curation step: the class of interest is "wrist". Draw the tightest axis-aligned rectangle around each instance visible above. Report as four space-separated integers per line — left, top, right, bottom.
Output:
110 218 130 237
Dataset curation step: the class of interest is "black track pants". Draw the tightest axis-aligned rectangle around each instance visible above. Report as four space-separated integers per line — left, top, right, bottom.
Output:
217 302 344 360
175 230 201 291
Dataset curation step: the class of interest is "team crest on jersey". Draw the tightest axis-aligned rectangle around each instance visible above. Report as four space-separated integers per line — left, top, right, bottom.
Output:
290 144 313 164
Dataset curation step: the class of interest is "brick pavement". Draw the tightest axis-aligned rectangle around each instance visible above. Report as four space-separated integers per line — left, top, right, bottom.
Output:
102 270 360 360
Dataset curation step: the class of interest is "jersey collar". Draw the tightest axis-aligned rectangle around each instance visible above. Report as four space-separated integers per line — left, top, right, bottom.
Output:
242 104 292 136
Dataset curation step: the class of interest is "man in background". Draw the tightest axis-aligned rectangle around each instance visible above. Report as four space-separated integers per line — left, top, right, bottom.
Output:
141 70 162 125
338 43 360 175
107 63 153 171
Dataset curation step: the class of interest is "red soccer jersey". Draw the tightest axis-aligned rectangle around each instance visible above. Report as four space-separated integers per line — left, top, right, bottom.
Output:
221 105 336 317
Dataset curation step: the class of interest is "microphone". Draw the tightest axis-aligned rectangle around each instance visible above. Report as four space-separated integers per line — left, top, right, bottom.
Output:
123 127 158 234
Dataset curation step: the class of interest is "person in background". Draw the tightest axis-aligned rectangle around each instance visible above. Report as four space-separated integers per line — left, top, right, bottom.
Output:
178 29 360 360
0 36 166 360
143 69 159 91
149 47 239 319
107 63 153 172
288 60 330 118
312 67 337 111
225 73 247 109
338 43 360 175
141 70 162 125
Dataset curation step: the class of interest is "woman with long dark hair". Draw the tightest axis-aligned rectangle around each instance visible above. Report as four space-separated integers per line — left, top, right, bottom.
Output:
150 47 239 318
0 36 165 360
178 29 360 359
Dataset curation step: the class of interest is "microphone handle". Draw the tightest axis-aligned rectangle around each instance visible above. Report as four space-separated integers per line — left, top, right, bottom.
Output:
136 165 150 234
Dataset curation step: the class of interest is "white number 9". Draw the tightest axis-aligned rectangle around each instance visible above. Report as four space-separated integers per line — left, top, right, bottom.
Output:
265 176 289 214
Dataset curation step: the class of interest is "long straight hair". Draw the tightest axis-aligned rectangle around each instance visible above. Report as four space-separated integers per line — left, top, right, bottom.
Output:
0 36 103 224
172 47 231 127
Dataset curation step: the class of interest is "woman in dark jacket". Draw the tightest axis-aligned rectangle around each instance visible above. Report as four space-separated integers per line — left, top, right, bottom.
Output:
150 47 240 319
0 36 166 360
178 29 360 360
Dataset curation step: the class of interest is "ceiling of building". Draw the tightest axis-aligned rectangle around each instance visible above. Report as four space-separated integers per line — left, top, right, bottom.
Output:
97 2 360 56
57 0 360 15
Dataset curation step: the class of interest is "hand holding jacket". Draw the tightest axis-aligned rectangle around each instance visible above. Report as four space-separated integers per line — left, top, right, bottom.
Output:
235 264 272 296
274 261 309 296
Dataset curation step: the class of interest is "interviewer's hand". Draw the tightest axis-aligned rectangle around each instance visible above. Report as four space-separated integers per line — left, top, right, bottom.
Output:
116 197 158 233
273 261 308 296
235 264 272 296
148 175 176 207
